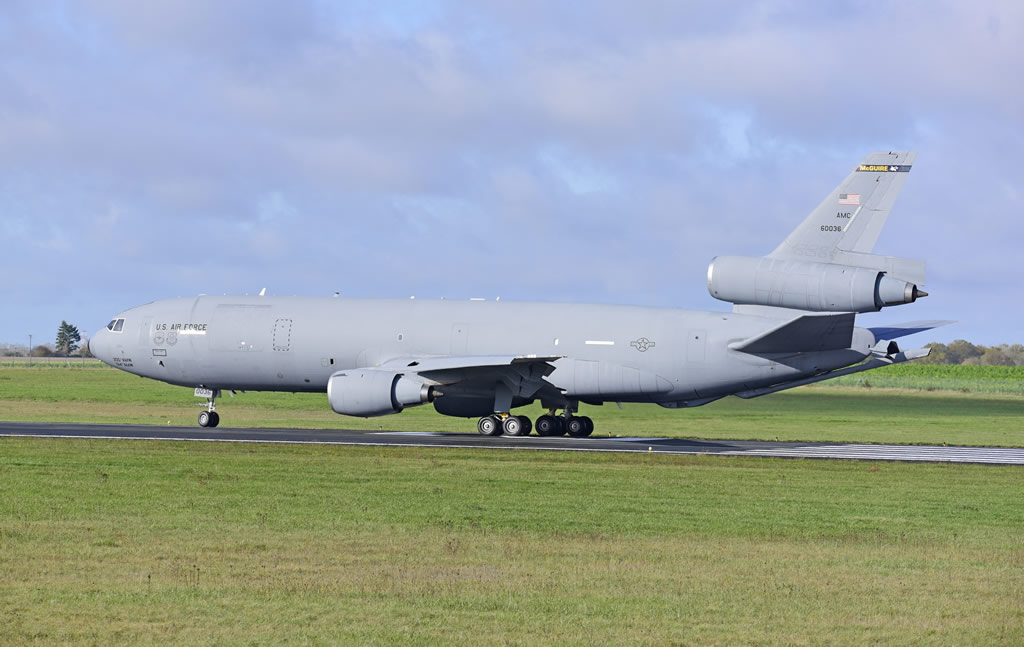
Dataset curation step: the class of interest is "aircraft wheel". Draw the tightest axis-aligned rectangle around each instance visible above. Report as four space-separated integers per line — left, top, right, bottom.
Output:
566 417 589 437
535 415 558 436
208 412 220 428
502 416 525 436
477 415 502 436
518 416 532 436
554 416 567 436
579 416 593 436
198 410 213 428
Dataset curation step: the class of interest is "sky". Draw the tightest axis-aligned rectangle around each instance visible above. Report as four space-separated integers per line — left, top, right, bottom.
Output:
2 1 1022 348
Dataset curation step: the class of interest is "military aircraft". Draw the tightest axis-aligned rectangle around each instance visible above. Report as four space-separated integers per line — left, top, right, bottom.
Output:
90 151 947 436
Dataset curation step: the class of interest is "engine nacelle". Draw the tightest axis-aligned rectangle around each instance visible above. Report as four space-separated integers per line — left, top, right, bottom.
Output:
327 369 433 417
707 256 925 313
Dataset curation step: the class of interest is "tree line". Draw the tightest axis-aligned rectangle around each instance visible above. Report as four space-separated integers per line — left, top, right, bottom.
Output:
0 321 91 358
920 341 1024 366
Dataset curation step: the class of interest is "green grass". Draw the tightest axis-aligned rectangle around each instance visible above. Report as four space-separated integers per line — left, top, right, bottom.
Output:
2 363 1023 446
1 438 1022 645
826 363 1024 394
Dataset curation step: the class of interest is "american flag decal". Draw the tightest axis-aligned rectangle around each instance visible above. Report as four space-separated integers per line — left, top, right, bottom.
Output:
839 193 860 205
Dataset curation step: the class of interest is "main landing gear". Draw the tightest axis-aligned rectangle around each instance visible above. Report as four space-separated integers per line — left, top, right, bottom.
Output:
476 409 593 438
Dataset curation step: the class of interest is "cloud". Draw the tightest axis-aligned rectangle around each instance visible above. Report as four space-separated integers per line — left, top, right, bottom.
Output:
1 1 1022 344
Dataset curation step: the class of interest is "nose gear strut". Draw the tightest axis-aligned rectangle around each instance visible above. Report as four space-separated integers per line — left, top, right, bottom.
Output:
196 388 221 428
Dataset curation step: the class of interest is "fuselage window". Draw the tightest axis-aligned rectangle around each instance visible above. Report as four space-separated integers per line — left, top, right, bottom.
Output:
111 318 125 333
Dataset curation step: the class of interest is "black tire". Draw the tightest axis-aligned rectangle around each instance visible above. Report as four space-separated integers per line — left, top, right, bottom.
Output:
566 417 588 437
477 415 502 436
198 411 212 428
553 416 567 436
502 416 524 436
518 416 533 436
579 416 593 436
535 415 557 436
208 412 220 428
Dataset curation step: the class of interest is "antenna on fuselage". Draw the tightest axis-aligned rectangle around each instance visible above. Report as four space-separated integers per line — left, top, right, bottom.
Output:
258 288 266 296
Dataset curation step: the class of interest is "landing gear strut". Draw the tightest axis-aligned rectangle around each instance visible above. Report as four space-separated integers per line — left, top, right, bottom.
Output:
197 388 221 428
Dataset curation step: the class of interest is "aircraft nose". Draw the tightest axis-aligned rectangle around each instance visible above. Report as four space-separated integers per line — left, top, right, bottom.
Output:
90 330 109 363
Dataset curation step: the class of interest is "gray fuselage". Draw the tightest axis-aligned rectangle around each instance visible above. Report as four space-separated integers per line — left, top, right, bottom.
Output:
89 295 873 412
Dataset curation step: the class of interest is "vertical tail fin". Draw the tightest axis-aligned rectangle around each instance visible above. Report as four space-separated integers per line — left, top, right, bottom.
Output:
771 151 917 261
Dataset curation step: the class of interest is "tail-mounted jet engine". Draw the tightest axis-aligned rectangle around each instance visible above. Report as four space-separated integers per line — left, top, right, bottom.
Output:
327 369 436 417
707 256 926 313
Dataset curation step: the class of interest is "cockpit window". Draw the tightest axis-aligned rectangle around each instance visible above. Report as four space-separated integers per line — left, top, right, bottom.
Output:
107 318 125 333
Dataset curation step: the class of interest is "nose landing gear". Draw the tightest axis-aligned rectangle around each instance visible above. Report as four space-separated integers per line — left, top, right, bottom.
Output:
196 388 221 428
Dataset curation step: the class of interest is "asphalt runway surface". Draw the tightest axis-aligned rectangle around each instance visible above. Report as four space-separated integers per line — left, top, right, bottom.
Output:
2 421 1023 465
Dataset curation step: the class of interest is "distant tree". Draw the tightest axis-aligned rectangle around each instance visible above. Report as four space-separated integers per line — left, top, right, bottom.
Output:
55 321 81 356
1 344 24 357
31 345 54 357
1008 344 1024 366
980 346 1015 366
891 340 1024 365
945 339 983 365
920 342 949 364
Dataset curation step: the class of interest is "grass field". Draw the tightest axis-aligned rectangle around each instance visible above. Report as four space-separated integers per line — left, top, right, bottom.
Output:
2 365 1024 643
826 363 1024 395
1 438 1022 645
2 363 1022 446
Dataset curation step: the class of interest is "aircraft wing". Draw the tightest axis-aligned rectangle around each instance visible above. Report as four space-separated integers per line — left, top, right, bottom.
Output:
378 354 561 383
376 354 566 406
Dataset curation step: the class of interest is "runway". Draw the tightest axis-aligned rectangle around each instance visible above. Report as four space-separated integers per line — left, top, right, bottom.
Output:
2 421 1022 465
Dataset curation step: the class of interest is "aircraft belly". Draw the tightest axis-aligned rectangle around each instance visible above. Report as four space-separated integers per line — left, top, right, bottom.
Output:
557 359 673 400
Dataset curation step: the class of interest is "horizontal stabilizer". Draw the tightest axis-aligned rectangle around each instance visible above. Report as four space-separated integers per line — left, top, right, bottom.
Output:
735 346 932 398
868 320 954 341
729 313 856 354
